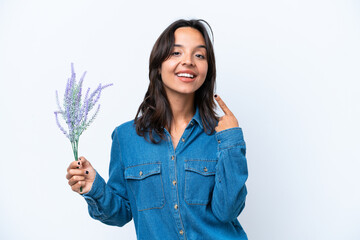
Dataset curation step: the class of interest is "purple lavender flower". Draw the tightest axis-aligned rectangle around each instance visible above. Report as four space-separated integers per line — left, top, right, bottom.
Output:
54 63 113 162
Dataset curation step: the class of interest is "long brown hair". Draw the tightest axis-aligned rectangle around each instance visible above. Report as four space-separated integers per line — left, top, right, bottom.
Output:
135 19 218 143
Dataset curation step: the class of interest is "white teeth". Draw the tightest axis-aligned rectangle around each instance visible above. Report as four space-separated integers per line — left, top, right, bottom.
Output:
177 73 194 78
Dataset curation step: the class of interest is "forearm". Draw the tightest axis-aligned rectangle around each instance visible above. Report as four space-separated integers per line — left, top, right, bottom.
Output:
211 127 248 223
83 171 132 227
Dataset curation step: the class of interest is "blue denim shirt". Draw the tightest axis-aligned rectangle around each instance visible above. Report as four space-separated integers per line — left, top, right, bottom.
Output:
83 107 248 240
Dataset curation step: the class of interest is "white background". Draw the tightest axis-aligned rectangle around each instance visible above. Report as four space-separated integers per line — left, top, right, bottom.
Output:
0 0 359 239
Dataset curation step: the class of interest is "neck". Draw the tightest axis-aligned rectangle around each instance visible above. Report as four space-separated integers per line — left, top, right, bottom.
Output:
167 92 195 129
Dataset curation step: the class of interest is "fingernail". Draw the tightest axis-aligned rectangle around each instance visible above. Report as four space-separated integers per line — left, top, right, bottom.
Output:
78 162 80 165
214 94 218 98
86 171 89 174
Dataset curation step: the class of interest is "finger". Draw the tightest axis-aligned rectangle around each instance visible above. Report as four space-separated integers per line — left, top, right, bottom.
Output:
71 181 84 193
66 169 87 180
67 160 82 172
68 175 86 186
78 156 92 169
214 94 233 116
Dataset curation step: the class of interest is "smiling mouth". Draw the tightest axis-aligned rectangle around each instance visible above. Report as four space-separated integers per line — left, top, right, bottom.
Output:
176 73 195 79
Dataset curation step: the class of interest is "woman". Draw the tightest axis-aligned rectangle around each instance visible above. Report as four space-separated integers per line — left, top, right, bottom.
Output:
66 19 248 240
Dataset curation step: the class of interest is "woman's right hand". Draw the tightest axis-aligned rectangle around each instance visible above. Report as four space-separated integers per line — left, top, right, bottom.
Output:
66 156 96 194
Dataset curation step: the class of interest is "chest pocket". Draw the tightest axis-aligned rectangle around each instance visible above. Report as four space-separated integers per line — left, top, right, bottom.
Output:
125 162 165 211
184 160 217 205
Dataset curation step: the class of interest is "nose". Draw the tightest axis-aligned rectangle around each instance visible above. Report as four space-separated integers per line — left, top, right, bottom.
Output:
181 53 194 66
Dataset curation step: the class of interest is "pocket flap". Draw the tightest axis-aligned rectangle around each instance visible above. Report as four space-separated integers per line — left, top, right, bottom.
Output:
185 160 217 176
125 163 161 180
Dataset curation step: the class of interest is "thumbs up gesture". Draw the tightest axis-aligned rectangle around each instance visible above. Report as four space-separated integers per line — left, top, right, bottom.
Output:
214 94 239 132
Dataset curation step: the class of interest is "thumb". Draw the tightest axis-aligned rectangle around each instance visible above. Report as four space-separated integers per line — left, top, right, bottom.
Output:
78 156 93 169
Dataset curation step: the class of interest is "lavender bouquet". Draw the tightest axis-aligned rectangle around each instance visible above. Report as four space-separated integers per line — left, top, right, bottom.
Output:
54 63 113 167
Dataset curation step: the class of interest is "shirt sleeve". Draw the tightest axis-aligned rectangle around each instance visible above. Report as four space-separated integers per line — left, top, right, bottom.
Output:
211 127 248 223
82 127 133 227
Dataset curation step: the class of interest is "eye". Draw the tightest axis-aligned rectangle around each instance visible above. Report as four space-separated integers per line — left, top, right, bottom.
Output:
171 52 181 56
195 54 205 59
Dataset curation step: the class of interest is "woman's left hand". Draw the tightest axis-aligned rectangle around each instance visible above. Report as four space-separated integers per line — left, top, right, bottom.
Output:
214 94 239 132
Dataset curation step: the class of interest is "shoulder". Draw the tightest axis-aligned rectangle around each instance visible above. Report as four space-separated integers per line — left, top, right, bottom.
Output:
111 119 137 140
117 119 136 131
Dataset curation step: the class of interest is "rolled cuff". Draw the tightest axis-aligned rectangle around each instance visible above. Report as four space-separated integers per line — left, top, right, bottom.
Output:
215 127 245 150
83 171 105 202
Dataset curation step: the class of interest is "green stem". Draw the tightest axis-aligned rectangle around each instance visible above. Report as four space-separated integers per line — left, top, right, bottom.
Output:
71 140 82 192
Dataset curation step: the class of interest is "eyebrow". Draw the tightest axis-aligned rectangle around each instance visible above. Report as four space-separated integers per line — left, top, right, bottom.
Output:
174 44 207 50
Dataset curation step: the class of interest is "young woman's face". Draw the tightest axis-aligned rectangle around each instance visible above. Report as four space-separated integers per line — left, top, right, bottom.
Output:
160 27 208 97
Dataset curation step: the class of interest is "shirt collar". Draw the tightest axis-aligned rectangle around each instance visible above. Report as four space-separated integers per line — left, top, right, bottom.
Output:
192 105 203 129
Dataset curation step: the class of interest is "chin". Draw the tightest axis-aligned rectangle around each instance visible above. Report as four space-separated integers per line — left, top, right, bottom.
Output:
164 83 203 97
177 87 199 95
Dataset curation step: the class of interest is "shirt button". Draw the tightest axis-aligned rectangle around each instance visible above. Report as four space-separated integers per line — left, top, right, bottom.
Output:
190 122 194 125
172 180 177 186
174 204 178 210
218 140 221 143
203 167 208 172
179 230 184 235
171 156 175 160
139 171 143 176
181 138 185 142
